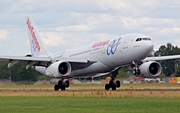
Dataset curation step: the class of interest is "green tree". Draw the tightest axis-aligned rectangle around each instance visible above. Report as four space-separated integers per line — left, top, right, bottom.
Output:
0 63 9 79
155 43 180 76
17 65 38 81
175 65 180 77
10 64 21 81
116 68 131 78
0 63 42 81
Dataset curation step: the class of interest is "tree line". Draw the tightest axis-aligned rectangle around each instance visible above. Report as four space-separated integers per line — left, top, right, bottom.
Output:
0 63 48 81
0 42 180 81
155 43 180 77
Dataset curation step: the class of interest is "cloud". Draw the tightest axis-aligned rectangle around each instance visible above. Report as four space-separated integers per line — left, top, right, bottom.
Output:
1 0 180 55
39 31 118 49
121 17 180 29
156 28 180 35
39 32 68 47
55 25 90 32
0 29 9 41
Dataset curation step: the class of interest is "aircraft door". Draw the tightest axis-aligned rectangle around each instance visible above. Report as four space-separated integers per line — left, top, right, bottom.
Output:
123 36 131 49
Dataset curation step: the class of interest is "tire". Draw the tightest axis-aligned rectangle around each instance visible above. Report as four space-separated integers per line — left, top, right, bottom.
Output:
61 85 66 91
65 81 69 88
105 84 110 90
116 80 121 88
54 84 59 91
58 80 63 88
112 85 116 90
109 80 114 87
137 69 140 75
132 69 136 75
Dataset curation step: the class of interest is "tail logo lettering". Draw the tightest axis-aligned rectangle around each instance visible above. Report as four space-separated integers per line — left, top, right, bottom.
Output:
26 19 41 52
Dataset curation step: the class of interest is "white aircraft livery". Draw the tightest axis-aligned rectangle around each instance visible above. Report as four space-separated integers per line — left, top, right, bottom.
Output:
1 16 180 91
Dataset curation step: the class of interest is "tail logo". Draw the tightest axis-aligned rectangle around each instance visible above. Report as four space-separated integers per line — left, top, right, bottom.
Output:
26 19 41 52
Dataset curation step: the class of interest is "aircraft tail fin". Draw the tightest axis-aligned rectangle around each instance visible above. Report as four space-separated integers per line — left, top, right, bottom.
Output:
25 16 51 57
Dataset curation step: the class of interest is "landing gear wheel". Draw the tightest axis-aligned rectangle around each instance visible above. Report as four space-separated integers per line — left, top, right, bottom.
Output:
112 85 116 90
105 80 121 90
58 80 63 88
104 69 121 90
109 80 114 87
61 85 66 91
54 79 70 91
65 81 69 88
105 84 110 90
116 80 121 88
54 84 59 91
136 69 140 75
133 69 140 75
133 69 136 75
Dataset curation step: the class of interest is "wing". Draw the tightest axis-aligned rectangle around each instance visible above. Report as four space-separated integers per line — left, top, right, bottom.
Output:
0 55 51 69
143 55 180 61
0 55 97 69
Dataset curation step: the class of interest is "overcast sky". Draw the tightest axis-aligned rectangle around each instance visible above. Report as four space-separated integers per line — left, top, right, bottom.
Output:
1 0 180 56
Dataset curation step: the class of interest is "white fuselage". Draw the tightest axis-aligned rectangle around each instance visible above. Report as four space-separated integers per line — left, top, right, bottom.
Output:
37 33 153 78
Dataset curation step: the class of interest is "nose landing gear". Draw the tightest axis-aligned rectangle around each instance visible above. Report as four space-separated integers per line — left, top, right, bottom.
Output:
132 61 141 75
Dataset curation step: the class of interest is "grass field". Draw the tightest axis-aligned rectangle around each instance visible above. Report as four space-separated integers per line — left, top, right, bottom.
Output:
0 97 180 113
0 83 180 113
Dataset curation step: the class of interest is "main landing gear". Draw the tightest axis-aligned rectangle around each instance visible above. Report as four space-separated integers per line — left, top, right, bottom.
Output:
54 78 69 91
105 70 121 90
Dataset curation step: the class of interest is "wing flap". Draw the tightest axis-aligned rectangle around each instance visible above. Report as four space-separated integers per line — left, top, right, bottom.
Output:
0 55 97 70
0 55 51 68
0 56 51 62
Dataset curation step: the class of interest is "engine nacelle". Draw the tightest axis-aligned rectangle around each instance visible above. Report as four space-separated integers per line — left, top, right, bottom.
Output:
45 61 71 77
138 61 162 78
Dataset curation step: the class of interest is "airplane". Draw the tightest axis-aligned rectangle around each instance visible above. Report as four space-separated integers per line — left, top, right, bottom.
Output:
1 16 180 91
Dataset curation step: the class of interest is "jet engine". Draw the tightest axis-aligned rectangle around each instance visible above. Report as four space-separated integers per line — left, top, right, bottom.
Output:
45 61 71 77
138 61 162 78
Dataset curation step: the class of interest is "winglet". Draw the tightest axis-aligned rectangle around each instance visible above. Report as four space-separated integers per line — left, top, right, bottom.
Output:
25 16 51 57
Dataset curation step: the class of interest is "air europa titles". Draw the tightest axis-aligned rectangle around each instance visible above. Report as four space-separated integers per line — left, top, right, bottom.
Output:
26 19 40 52
91 40 110 48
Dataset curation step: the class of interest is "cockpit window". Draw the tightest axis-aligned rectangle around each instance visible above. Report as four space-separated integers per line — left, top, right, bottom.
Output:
136 38 141 41
136 37 151 42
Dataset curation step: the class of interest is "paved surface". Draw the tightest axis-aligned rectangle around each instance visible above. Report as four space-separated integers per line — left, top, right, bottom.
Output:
1 89 180 92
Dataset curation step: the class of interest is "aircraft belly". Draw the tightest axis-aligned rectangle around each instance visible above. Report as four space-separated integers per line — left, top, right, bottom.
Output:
69 61 112 77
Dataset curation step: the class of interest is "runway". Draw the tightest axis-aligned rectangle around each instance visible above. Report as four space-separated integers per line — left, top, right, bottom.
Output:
0 84 180 98
1 88 180 92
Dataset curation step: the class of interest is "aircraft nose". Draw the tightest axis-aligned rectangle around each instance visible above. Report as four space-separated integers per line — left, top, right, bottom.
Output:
148 41 154 49
145 41 154 53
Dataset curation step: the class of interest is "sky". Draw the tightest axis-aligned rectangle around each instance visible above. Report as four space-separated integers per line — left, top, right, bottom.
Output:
1 0 180 56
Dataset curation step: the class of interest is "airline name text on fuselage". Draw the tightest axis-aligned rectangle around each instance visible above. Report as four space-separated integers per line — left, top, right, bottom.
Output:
91 40 110 48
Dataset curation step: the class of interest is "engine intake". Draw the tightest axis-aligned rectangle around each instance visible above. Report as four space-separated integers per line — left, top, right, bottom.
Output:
139 61 161 78
58 62 70 75
45 61 71 77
